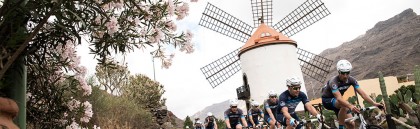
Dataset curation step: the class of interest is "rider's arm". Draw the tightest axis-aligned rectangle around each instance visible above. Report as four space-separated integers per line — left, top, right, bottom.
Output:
265 107 276 121
214 118 218 129
224 113 231 128
301 92 319 116
355 86 376 104
248 114 256 126
241 115 248 127
281 106 293 120
304 103 320 116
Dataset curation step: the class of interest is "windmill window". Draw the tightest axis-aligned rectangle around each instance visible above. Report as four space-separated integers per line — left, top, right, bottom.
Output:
260 32 271 38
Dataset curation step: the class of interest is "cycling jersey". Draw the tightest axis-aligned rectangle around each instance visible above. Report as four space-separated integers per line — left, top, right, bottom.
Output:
263 99 278 115
247 108 263 124
224 108 245 127
277 90 309 113
321 75 359 98
204 116 216 129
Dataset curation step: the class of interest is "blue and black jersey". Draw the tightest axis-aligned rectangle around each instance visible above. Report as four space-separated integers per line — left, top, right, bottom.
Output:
248 108 263 123
321 75 359 98
277 90 309 113
224 108 244 125
264 99 279 115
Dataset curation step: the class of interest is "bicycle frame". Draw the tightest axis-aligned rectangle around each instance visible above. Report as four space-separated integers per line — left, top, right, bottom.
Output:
344 106 383 129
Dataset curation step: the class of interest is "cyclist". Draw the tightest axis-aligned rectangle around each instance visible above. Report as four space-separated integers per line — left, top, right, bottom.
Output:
264 90 281 129
247 100 264 128
224 99 248 129
204 112 218 129
195 121 204 129
277 76 324 129
321 59 383 129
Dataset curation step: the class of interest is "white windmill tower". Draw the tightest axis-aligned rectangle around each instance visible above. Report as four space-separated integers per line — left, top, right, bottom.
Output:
199 0 333 110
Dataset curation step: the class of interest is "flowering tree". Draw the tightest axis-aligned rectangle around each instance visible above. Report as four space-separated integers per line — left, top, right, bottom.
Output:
0 0 198 128
95 58 130 95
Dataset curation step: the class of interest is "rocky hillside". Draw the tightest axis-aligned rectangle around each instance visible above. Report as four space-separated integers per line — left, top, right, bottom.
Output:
304 8 420 99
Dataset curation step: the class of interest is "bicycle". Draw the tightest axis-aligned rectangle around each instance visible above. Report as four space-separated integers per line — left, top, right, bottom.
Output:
344 106 384 129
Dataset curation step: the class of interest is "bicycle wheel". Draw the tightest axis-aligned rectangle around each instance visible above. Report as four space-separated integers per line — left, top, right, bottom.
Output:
366 125 384 129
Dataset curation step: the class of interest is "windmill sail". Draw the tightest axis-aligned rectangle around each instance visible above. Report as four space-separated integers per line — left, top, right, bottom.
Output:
297 48 333 83
273 0 331 37
200 48 241 88
199 3 253 43
251 0 273 27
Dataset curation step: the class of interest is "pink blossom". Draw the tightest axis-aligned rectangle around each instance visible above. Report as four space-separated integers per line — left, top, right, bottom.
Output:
67 99 81 111
134 17 141 26
175 2 189 20
162 58 172 69
166 20 177 31
167 0 175 16
66 121 80 129
113 0 124 9
94 15 102 24
106 16 120 35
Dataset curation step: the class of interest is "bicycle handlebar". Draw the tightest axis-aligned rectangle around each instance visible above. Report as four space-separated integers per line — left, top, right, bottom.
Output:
345 106 383 122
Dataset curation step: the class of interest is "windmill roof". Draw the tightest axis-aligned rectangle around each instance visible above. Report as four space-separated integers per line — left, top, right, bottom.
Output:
239 23 296 55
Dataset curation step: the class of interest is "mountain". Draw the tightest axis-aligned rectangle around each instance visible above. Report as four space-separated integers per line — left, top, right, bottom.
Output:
304 8 420 99
191 100 248 121
193 8 420 118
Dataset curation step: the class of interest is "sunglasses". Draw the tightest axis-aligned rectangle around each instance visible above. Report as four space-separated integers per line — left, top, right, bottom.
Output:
231 106 237 108
290 86 301 90
269 96 277 98
339 71 350 75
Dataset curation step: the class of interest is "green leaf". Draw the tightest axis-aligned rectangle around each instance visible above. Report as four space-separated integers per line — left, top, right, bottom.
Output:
390 95 398 105
405 90 412 102
398 91 403 101
376 94 383 103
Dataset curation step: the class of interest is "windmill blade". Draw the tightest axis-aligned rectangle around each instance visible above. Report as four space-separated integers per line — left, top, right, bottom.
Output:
273 0 331 37
199 3 254 43
200 48 241 88
251 0 273 27
297 48 333 83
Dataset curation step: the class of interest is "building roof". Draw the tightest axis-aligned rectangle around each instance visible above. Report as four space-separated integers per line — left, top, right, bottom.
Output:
239 23 296 55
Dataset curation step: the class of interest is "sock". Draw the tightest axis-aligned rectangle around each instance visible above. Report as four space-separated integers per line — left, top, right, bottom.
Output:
339 125 345 129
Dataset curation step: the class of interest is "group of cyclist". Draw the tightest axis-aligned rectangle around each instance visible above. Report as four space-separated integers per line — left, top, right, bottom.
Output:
221 59 383 129
194 113 218 129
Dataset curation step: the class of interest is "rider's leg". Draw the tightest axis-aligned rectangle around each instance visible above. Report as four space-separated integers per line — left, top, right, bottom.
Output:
235 123 243 129
269 119 276 129
338 107 355 129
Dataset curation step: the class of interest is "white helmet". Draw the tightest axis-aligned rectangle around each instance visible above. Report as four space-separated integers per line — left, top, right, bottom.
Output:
286 76 302 87
268 90 277 97
251 100 259 106
229 99 239 106
337 59 352 72
207 112 213 116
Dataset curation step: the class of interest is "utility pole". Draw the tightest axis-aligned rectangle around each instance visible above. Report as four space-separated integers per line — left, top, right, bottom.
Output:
150 52 156 81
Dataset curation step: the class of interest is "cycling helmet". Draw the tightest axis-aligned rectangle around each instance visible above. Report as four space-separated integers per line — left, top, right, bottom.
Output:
207 112 213 116
229 99 239 106
268 90 277 97
251 100 259 106
286 76 302 87
337 59 352 72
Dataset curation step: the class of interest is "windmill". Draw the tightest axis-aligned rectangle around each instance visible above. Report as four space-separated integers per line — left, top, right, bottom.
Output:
199 0 333 108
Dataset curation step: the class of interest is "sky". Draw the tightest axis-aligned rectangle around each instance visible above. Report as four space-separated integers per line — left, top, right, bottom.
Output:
77 0 420 119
